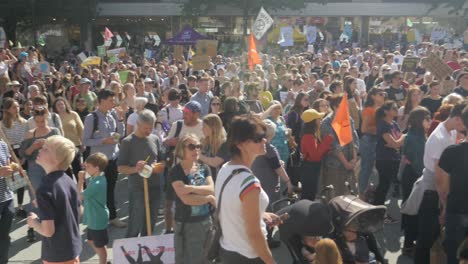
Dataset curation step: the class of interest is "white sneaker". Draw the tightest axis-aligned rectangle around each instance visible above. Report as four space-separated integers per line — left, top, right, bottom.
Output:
110 218 127 228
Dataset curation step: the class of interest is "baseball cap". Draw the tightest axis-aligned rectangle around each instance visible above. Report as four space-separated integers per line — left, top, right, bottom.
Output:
144 77 154 83
301 109 325 123
18 52 28 61
183 101 201 113
7 81 21 87
79 78 92 85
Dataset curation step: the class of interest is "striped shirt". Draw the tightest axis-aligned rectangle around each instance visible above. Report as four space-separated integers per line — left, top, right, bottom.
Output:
0 140 12 202
1 120 29 147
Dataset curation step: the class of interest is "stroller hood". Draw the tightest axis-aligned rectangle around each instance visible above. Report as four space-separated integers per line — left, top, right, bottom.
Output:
277 200 334 240
329 195 386 233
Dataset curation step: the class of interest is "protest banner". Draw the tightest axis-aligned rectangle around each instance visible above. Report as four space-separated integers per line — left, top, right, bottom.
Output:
81 56 101 68
113 234 175 264
107 47 127 59
401 57 419 72
34 61 51 76
77 52 87 62
196 40 218 59
119 70 130 83
423 53 453 81
97 46 106 57
174 45 184 60
192 55 211 71
278 26 294 47
252 7 274 40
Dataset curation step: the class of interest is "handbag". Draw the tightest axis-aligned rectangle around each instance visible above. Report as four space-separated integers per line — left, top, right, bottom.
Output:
6 171 29 192
204 168 249 262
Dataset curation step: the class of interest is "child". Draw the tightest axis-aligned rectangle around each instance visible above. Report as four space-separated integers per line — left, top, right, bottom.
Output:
26 135 82 263
301 235 321 263
77 152 109 264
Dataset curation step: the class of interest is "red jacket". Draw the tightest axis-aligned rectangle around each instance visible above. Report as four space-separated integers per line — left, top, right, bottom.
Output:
301 134 333 162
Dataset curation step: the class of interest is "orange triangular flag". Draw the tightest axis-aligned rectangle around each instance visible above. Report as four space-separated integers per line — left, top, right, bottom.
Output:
332 96 352 146
248 33 261 71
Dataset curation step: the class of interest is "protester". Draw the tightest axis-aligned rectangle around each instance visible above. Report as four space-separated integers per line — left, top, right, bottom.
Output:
26 135 81 263
267 101 290 163
126 97 148 135
421 81 443 116
118 109 165 237
83 89 126 228
52 97 84 180
216 115 281 264
190 76 213 117
170 134 213 264
199 113 226 178
397 87 422 132
1 98 28 217
299 109 332 200
0 138 14 264
400 106 431 256
77 153 109 264
437 105 468 264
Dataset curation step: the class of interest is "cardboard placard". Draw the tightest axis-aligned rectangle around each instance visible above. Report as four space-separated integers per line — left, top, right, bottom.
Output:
97 46 106 57
401 57 419 72
196 40 218 59
192 55 211 71
113 234 175 264
107 47 127 59
423 53 454 81
119 70 130 83
174 45 184 60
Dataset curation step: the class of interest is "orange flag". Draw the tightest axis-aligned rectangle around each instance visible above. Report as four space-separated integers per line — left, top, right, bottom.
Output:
248 33 261 71
332 96 353 146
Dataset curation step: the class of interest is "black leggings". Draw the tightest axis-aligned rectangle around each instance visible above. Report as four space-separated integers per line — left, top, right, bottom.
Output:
220 247 264 264
12 149 24 206
374 160 400 206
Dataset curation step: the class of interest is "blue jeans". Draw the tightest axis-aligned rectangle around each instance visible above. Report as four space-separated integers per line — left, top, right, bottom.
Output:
444 213 468 264
358 135 377 193
0 199 14 264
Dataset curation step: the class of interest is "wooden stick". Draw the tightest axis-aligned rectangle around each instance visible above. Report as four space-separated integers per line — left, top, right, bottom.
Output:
0 125 36 200
143 177 152 235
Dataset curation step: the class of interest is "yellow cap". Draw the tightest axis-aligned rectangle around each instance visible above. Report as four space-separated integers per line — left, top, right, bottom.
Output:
301 109 325 123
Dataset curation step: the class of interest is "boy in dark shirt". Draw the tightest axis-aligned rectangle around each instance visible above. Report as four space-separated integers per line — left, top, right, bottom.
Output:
27 135 82 263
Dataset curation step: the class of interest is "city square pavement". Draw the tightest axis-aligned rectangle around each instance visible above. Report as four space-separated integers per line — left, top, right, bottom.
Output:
7 174 412 264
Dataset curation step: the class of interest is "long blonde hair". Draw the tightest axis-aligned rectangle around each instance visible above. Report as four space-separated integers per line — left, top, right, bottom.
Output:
2 98 25 128
314 238 343 264
202 114 226 156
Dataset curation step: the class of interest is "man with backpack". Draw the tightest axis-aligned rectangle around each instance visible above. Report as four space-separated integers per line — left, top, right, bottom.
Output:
162 101 204 233
82 89 126 228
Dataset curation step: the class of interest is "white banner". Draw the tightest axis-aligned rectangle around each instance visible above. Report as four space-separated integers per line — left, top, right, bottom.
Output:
252 7 274 40
278 26 294 47
113 234 175 264
305 26 317 44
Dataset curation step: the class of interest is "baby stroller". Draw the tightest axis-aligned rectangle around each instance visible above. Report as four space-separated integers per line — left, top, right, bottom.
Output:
276 200 334 264
329 195 387 264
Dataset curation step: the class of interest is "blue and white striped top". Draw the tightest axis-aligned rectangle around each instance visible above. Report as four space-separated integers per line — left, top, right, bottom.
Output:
0 140 12 203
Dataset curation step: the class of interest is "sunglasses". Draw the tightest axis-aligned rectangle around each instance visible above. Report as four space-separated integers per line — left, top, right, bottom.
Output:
34 109 46 116
186 143 202 151
252 133 266 143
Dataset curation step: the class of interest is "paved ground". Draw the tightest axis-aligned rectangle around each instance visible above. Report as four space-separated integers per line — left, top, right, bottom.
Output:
7 174 412 264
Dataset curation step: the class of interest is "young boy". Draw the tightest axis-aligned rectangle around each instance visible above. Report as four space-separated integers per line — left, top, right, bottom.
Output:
26 135 81 263
77 152 109 264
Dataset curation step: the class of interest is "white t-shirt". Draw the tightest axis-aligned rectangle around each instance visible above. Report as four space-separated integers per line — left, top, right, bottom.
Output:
157 105 183 126
423 121 457 173
215 164 269 258
127 112 139 131
166 119 204 141
0 61 8 77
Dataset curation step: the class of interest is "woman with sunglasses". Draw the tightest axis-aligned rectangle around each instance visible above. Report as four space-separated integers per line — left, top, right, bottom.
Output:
20 107 60 242
170 134 214 264
358 88 386 197
374 101 405 224
216 115 281 264
400 107 431 256
208 96 222 115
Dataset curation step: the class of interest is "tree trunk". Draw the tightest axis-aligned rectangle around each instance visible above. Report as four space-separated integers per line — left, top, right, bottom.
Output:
3 15 17 45
242 0 249 36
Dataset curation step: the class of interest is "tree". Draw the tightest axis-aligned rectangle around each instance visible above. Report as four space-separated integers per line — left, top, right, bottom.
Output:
428 0 468 16
182 0 317 36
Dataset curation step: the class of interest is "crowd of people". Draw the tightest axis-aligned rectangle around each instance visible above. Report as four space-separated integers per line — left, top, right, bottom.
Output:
0 41 468 264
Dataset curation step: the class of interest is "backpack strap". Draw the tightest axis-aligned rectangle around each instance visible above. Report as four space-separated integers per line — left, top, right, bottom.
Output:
92 111 99 137
174 119 183 138
215 168 250 221
166 107 170 121
52 113 59 128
